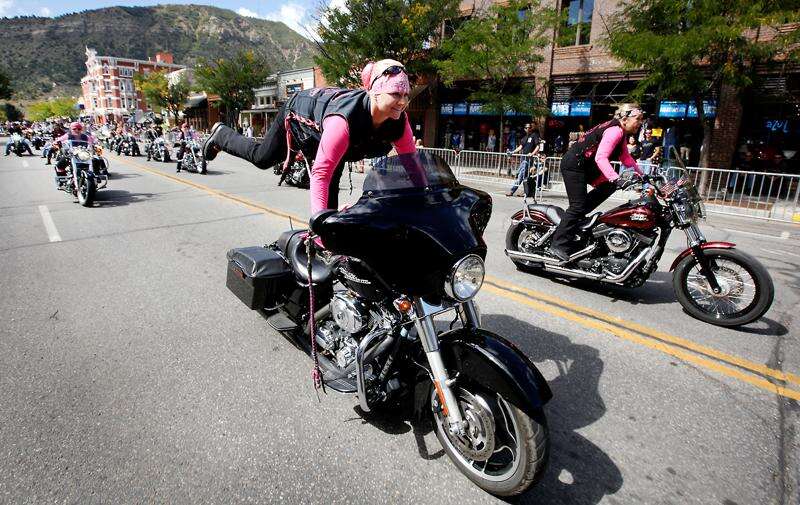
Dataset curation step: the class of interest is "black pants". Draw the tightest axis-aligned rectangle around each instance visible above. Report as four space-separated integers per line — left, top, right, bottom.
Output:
215 108 345 210
550 157 616 252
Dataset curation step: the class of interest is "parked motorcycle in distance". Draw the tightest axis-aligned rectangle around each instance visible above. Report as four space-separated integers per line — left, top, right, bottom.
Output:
116 133 141 156
227 152 551 497
53 139 108 207
8 133 33 156
175 138 207 174
146 136 171 162
274 151 310 188
504 150 774 327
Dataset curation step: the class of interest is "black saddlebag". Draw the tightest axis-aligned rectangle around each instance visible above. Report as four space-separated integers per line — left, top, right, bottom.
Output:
226 246 292 310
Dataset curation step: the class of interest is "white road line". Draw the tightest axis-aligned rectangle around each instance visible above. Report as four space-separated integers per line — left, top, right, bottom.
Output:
761 248 800 259
38 205 62 242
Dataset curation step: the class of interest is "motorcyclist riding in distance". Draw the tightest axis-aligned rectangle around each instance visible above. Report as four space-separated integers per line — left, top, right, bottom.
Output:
202 58 419 218
548 103 644 262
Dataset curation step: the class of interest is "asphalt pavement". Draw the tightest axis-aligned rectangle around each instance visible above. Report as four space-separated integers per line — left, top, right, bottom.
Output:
0 144 798 504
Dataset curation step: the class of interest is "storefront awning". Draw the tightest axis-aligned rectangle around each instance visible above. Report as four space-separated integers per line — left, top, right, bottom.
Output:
410 84 429 102
240 108 278 114
184 96 207 109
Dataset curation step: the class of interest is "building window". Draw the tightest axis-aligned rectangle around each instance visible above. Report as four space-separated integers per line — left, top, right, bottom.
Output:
103 63 109 74
120 81 125 92
558 0 593 46
104 80 110 91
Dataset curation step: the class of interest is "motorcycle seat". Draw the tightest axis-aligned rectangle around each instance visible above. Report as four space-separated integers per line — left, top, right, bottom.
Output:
527 204 565 225
283 230 339 285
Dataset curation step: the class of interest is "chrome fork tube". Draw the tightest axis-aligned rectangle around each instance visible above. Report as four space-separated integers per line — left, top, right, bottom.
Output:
412 298 465 431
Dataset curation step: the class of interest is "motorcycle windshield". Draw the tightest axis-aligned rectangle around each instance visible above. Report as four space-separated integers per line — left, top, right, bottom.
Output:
318 152 491 297
65 140 91 150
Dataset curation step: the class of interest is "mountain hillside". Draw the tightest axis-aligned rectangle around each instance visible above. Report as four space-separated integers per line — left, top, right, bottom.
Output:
0 4 317 98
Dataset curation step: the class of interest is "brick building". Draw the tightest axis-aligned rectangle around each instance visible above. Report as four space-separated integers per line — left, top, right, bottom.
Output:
424 0 799 171
80 47 185 125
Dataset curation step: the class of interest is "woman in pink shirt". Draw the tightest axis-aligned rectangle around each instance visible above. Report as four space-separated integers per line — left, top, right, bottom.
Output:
203 59 417 215
549 104 645 261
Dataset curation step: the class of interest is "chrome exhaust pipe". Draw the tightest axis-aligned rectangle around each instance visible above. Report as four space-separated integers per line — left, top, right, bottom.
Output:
505 244 596 265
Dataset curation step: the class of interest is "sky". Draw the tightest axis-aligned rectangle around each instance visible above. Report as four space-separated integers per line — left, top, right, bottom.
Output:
0 0 347 39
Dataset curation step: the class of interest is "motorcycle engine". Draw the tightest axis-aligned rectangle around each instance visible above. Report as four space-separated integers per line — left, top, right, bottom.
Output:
316 292 372 369
604 229 634 254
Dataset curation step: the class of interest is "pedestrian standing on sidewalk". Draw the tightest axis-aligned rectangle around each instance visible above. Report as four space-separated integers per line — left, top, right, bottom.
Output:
505 123 541 196
202 58 419 215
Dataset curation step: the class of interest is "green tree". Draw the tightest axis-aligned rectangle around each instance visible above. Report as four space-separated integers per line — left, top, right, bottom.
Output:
0 67 12 100
315 0 460 86
3 103 23 122
194 51 271 125
27 97 77 121
607 0 800 167
435 0 559 150
134 71 191 125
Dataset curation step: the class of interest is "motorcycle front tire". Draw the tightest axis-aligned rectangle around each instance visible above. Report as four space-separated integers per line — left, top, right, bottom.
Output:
673 248 774 327
76 173 95 207
432 385 549 497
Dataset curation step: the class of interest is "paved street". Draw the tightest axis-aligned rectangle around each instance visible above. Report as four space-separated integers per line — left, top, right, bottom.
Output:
1 145 798 504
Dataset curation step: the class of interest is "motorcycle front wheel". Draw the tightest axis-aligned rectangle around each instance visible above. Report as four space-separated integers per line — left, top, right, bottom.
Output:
432 385 549 497
76 172 95 207
673 248 774 327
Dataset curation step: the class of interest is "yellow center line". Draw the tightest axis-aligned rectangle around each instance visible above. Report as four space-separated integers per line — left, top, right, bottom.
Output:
116 155 799 400
484 277 800 387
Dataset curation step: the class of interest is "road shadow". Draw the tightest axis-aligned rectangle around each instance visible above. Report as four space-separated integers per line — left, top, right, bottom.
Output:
715 315 789 337
355 313 622 504
92 189 156 208
199 169 234 176
523 266 677 306
107 172 141 180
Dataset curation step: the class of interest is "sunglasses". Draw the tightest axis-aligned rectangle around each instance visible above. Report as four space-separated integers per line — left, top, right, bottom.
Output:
370 65 406 89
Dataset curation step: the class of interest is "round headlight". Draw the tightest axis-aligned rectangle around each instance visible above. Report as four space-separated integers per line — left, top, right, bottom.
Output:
76 149 91 161
445 254 485 301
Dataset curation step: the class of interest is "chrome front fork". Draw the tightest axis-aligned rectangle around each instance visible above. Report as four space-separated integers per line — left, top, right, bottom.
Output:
413 298 480 434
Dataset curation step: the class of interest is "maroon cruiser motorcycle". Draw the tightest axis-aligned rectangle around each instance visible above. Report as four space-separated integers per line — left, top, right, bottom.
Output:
505 161 774 328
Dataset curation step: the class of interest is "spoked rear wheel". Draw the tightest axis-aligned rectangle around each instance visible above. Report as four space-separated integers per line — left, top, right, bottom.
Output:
432 386 548 497
505 221 550 271
673 248 774 327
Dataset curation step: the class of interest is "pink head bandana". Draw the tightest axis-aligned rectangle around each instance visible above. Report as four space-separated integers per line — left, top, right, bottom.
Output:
361 59 410 95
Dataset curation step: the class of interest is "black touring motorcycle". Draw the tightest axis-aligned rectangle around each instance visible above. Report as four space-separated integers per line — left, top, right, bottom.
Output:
227 152 551 497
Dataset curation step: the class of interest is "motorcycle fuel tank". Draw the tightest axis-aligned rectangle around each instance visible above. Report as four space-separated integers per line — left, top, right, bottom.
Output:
599 200 657 231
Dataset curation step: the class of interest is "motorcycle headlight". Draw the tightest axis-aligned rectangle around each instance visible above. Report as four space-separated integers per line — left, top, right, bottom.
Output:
444 255 485 301
76 150 91 161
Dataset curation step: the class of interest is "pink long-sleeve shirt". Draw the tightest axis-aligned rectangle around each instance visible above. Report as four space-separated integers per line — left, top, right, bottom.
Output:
591 125 641 187
309 114 417 215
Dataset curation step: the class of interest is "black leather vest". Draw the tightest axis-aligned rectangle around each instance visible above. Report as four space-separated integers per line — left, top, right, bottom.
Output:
565 119 624 180
286 88 406 162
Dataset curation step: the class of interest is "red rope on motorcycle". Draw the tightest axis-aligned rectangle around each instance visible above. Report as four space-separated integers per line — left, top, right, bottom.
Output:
306 235 325 396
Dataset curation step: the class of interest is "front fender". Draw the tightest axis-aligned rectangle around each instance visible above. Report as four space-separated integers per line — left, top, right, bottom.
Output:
669 241 736 271
415 327 552 420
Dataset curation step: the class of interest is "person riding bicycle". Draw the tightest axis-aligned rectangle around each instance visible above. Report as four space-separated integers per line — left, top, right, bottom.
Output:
548 103 644 262
202 58 419 216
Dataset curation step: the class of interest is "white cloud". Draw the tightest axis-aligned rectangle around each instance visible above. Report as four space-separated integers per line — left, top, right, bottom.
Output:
264 3 309 38
0 0 14 17
328 0 348 13
236 7 260 18
40 6 51 16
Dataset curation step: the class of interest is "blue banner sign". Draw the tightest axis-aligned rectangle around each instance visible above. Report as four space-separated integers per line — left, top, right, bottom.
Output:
569 101 592 116
453 102 468 115
468 102 489 115
440 103 454 115
659 101 687 118
551 102 569 117
686 100 717 118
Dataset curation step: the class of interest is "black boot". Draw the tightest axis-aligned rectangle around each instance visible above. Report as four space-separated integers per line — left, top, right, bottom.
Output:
176 161 182 173
202 122 227 161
